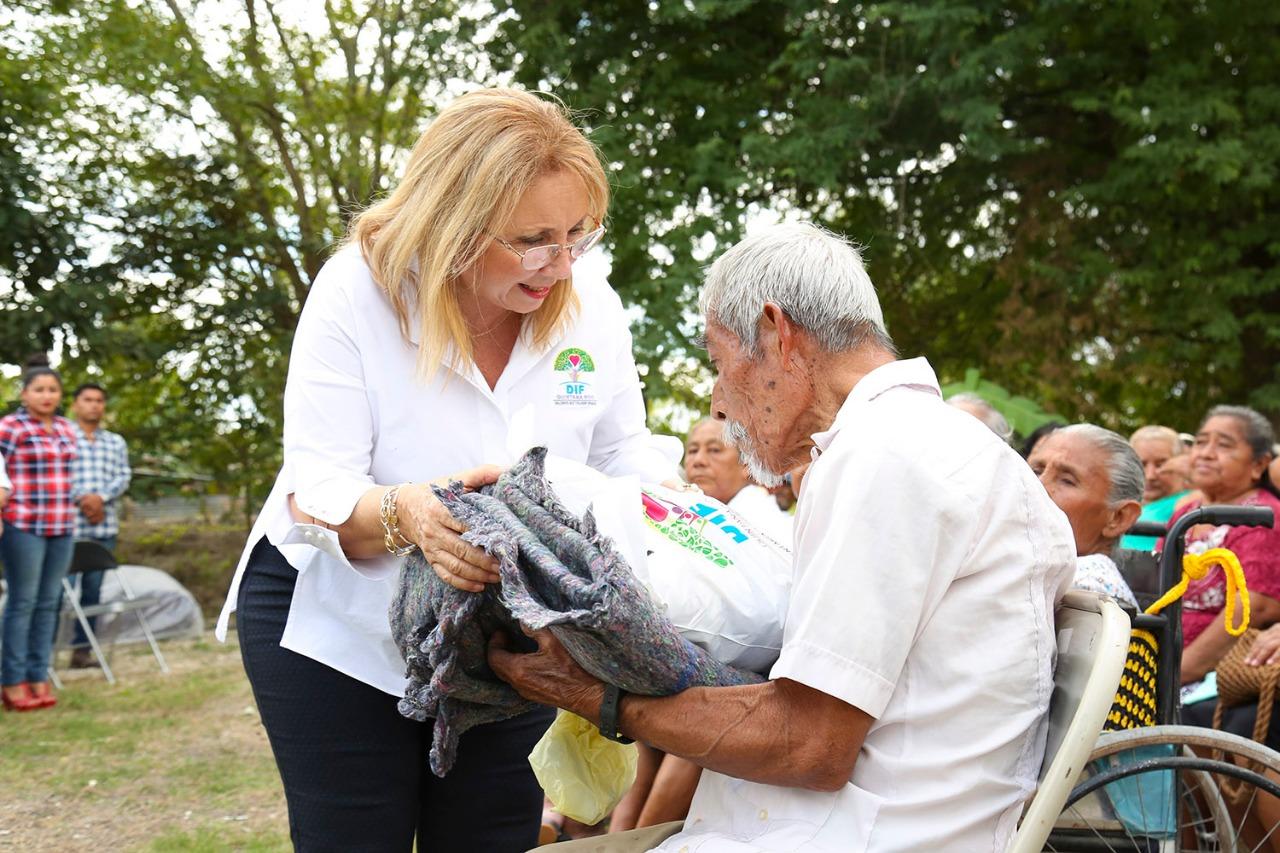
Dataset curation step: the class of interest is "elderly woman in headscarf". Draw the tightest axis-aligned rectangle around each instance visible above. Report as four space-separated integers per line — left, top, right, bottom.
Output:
1028 424 1142 609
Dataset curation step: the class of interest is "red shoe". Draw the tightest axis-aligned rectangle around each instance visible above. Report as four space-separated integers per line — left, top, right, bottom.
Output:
28 682 57 709
1 683 43 712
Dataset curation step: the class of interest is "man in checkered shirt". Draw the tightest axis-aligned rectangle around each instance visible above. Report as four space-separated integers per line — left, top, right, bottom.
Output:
67 383 131 668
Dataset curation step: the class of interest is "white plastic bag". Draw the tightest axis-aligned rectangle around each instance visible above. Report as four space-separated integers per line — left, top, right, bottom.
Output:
543 457 792 673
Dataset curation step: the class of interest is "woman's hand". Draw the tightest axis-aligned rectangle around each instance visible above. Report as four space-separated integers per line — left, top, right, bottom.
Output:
1244 623 1280 667
398 465 503 593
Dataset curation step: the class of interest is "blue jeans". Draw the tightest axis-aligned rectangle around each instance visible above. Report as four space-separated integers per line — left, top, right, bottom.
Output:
1 527 74 685
70 535 117 646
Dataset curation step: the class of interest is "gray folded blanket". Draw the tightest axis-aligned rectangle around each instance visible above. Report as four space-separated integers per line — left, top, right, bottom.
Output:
389 448 762 777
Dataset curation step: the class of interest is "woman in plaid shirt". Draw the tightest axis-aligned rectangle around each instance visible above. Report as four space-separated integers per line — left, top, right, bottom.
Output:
0 357 78 712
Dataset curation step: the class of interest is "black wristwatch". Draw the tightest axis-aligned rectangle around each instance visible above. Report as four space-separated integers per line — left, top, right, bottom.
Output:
599 683 634 744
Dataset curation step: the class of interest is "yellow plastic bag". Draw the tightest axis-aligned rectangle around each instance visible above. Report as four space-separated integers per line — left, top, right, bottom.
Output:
529 709 638 825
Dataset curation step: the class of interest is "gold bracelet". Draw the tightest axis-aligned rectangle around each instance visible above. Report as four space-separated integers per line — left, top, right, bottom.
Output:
379 483 417 556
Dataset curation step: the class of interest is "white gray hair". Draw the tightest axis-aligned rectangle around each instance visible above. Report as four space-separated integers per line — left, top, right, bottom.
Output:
947 393 1013 443
1059 424 1145 506
700 222 895 356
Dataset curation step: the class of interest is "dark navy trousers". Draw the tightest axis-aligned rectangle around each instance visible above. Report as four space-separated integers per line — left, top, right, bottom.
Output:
237 538 552 852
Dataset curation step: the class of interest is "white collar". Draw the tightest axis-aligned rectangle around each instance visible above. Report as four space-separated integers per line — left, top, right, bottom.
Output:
810 357 941 457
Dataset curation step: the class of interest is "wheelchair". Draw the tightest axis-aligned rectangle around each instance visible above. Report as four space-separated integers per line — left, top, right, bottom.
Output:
1045 504 1280 852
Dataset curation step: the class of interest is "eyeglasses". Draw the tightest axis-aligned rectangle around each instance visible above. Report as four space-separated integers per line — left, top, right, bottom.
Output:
493 225 606 272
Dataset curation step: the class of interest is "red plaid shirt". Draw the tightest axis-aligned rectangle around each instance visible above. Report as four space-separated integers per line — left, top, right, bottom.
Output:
0 409 79 536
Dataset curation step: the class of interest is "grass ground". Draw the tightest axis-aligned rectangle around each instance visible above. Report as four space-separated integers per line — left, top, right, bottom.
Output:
0 636 289 851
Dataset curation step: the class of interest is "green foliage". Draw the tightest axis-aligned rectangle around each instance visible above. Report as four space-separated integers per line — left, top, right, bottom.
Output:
6 0 1279 498
5 0 481 499
494 0 1280 431
942 368 1058 438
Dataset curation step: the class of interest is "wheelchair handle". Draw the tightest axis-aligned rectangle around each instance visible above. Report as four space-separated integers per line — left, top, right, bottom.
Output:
1147 502 1274 726
1186 505 1274 529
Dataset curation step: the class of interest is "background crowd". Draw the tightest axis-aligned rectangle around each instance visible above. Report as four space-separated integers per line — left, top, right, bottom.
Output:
0 356 131 711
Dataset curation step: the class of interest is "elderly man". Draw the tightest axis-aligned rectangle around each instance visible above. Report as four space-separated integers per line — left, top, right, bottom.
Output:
490 223 1075 851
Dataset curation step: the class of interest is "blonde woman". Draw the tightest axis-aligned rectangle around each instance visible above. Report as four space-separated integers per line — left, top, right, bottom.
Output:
216 88 680 852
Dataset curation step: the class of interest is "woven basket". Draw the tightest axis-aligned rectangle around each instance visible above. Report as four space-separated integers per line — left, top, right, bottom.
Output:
1211 627 1280 802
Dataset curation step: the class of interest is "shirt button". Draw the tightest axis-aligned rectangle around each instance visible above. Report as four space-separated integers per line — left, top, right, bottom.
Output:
758 809 768 821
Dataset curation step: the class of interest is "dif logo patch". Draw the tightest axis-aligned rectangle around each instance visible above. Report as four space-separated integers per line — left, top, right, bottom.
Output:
553 347 598 407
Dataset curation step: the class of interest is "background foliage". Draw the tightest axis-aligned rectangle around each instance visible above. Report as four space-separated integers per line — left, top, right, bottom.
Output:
3 0 1277 502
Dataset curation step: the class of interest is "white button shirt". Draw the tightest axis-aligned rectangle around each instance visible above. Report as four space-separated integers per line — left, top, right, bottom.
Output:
215 245 681 695
658 358 1075 853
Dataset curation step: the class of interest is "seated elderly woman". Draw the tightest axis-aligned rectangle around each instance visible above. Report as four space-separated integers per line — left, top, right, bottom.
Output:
1171 407 1280 743
1172 406 1280 683
1028 424 1142 609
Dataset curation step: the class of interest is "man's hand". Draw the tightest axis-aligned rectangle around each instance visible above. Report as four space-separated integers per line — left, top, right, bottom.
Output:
488 628 605 721
78 493 106 524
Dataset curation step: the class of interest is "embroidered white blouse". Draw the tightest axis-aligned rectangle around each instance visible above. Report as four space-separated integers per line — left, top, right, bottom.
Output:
215 245 680 695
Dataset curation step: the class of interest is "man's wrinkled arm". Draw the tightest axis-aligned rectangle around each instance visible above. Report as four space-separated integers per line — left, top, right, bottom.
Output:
627 679 868 792
489 629 868 792
574 678 868 793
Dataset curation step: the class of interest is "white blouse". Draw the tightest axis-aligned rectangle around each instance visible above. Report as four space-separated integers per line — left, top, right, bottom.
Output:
215 245 681 695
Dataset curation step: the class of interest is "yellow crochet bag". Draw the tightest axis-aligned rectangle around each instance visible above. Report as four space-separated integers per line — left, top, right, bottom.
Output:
1104 548 1250 731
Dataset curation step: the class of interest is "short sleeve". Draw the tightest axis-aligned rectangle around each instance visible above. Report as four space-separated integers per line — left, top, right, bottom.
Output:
770 444 970 717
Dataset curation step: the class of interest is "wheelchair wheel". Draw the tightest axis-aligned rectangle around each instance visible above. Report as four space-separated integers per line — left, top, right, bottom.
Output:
1046 725 1280 852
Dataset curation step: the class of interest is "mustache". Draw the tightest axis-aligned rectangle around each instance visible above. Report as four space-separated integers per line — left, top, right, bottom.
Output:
723 419 751 448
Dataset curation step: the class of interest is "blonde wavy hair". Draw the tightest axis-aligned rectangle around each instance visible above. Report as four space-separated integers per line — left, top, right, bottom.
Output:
347 88 609 378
